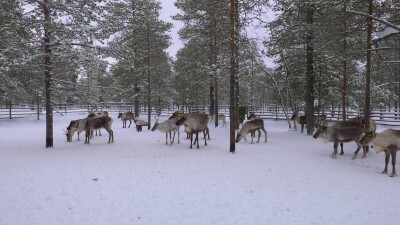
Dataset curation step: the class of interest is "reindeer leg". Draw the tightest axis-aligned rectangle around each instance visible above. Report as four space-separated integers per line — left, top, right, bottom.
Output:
189 132 193 149
332 141 338 159
85 130 90 144
204 131 207 146
128 119 132 128
171 130 176 145
362 145 367 158
257 129 261 143
177 128 180 144
262 128 267 143
352 142 362 160
106 128 113 143
390 149 397 177
301 124 304 133
165 132 168 145
196 131 200 149
382 150 390 174
340 143 344 155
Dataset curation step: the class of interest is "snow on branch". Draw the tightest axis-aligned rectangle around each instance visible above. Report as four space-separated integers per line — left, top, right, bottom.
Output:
346 10 400 32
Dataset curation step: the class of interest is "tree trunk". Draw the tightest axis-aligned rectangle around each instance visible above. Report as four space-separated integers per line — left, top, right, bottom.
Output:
147 25 151 130
342 0 348 121
364 0 373 130
229 0 238 153
43 0 53 148
305 4 315 135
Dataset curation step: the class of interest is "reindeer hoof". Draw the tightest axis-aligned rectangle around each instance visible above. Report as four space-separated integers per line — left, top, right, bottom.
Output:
331 154 337 159
381 170 388 174
390 173 397 177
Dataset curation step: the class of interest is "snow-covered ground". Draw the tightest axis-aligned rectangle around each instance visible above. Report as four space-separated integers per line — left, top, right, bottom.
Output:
0 112 399 225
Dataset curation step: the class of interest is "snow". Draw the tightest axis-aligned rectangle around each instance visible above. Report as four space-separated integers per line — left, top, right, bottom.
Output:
1 112 399 225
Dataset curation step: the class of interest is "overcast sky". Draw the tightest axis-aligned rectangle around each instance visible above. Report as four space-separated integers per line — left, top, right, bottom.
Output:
158 1 276 67
159 1 184 59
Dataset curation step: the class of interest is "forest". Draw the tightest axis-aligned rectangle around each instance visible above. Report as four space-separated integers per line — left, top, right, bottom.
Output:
0 0 399 147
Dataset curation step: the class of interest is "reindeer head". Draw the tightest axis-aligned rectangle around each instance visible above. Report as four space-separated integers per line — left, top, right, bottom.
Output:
235 132 243 143
151 116 159 131
359 131 375 146
117 113 122 119
313 125 327 139
175 116 187 126
64 127 72 142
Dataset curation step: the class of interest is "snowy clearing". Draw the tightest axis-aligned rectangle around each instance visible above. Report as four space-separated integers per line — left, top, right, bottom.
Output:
0 112 399 225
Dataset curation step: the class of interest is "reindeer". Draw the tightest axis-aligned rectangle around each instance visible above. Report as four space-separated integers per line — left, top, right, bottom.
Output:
235 118 267 144
84 116 114 144
313 124 366 159
291 113 327 133
66 118 88 142
209 114 227 127
360 129 400 177
247 113 262 139
87 111 109 136
332 116 377 156
291 114 307 133
133 117 148 132
151 115 181 145
175 112 209 149
117 112 134 128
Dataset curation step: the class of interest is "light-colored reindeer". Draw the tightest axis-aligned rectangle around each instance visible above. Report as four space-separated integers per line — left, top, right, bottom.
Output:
151 114 182 145
235 118 267 144
360 129 400 177
176 112 209 149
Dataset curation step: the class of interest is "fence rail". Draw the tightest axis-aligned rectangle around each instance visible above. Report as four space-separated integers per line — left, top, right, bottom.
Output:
2 103 400 126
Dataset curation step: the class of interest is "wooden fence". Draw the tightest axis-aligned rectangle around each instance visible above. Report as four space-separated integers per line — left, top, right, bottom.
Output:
1 103 400 126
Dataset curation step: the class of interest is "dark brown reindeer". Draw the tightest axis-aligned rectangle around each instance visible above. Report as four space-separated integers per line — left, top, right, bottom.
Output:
360 129 400 177
87 111 109 136
247 113 262 139
235 118 267 144
313 124 365 159
84 116 114 144
291 113 327 133
176 112 209 149
118 112 134 128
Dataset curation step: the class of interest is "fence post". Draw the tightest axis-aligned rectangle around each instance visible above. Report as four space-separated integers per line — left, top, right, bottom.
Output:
8 100 12 119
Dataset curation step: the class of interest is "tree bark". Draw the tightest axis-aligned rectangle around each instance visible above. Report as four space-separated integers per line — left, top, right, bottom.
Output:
364 0 373 129
305 4 315 135
342 0 348 121
229 0 238 153
43 0 53 148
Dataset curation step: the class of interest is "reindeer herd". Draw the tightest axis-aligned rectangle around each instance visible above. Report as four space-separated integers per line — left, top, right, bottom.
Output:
64 110 400 177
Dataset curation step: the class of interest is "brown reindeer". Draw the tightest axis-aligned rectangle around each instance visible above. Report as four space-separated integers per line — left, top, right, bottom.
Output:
313 124 365 159
118 112 134 128
175 112 209 149
235 118 267 144
87 111 109 136
84 116 114 144
332 116 376 156
360 129 400 177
